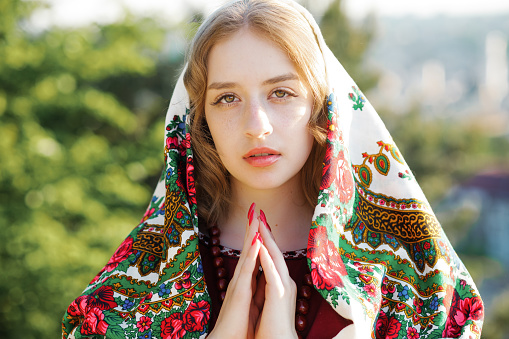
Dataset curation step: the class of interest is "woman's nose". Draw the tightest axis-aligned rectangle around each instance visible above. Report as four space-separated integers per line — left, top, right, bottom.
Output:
243 100 273 138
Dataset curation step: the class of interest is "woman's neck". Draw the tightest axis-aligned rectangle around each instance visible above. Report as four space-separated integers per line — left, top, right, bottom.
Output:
217 173 314 252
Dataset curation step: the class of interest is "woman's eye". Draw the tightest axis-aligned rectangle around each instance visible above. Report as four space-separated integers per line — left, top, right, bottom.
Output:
213 94 238 105
222 95 235 103
274 90 287 98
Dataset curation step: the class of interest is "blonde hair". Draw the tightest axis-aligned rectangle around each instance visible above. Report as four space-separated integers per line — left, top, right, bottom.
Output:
183 0 328 226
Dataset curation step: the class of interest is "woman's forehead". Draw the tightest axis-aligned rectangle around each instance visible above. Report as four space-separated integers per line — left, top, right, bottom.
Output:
206 29 301 87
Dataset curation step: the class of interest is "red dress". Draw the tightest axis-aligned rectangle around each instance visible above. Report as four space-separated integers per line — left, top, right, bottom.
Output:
199 234 352 338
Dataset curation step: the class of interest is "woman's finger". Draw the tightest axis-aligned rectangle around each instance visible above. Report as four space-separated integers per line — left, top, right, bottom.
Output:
257 210 290 279
231 229 262 291
232 203 261 281
258 244 282 289
255 243 297 339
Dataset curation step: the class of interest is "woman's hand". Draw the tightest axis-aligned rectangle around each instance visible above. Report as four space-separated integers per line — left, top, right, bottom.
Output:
253 211 298 339
207 203 263 339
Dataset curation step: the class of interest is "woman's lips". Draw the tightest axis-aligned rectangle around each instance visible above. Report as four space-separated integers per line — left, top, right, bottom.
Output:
243 147 281 167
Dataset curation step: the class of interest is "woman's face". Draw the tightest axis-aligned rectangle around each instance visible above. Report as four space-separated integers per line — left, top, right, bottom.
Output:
204 28 314 192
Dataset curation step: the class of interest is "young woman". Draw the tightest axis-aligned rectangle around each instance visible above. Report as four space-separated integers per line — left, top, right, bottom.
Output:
62 1 484 338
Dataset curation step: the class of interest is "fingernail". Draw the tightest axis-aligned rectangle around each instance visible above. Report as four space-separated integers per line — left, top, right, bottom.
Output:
251 232 261 246
248 202 256 225
260 210 271 232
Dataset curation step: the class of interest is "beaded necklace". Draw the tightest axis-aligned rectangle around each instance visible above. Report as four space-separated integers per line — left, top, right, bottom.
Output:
208 226 313 338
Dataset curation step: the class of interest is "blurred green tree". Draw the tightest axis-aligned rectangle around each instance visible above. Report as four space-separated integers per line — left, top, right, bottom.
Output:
319 0 379 91
0 1 186 337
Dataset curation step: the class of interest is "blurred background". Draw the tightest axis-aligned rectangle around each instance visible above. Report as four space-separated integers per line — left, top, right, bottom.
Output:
1 0 508 337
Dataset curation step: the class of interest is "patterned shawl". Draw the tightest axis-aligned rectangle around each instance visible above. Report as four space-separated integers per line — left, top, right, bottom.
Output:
62 1 484 338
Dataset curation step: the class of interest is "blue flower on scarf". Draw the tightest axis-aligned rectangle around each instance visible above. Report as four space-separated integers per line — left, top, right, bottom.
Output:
166 168 173 180
158 283 172 297
139 331 152 339
399 285 410 300
197 260 203 274
122 298 135 310
430 295 439 311
179 214 190 226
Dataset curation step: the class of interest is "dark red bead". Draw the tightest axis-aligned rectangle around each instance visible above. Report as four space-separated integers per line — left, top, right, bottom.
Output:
299 285 312 299
213 257 224 268
304 273 313 286
211 236 221 246
216 267 227 279
211 246 221 257
296 299 309 315
209 226 220 237
295 314 307 332
220 290 226 301
217 278 228 291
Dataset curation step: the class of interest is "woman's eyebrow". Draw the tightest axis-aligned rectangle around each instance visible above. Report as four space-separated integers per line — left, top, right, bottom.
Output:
207 81 237 90
262 72 299 85
207 73 299 90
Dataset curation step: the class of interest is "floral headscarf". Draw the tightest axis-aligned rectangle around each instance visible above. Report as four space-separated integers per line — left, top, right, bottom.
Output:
62 1 483 338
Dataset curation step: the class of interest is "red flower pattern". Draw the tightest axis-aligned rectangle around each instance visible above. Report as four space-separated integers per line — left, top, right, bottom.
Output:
307 226 328 259
175 271 192 290
413 298 423 314
80 307 108 336
364 284 377 298
335 150 354 204
183 300 210 332
375 310 402 339
67 295 89 317
137 316 152 332
308 226 347 291
161 312 186 339
166 136 178 150
88 286 118 310
443 291 484 338
407 327 419 339
320 144 336 191
381 283 396 295
105 236 133 272
186 157 197 206
178 133 191 156
320 147 353 205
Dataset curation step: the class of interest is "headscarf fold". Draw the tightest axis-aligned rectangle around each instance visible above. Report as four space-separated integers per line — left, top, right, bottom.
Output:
62 1 483 338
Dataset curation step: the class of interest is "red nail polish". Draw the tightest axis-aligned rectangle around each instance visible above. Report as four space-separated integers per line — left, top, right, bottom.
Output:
248 202 256 225
260 209 271 232
251 232 261 246
257 232 263 244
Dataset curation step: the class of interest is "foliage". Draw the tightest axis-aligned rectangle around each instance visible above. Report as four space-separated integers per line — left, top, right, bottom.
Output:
0 1 185 338
319 0 379 91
